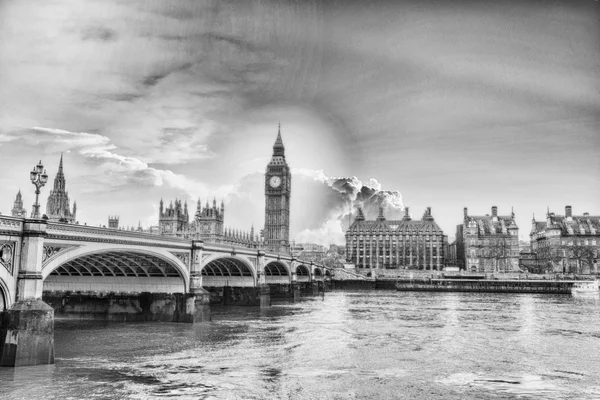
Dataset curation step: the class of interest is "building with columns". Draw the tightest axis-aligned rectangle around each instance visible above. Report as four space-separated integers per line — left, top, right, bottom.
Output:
45 154 77 223
456 206 520 272
530 205 599 273
345 206 446 270
10 190 27 217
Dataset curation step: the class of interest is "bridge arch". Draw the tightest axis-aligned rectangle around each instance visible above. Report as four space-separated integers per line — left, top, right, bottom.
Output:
0 278 9 311
264 260 291 284
41 244 190 293
313 267 323 280
296 264 311 282
201 255 256 287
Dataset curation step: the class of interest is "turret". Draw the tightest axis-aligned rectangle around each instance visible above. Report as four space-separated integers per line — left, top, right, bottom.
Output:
355 207 365 222
376 206 386 221
402 207 412 221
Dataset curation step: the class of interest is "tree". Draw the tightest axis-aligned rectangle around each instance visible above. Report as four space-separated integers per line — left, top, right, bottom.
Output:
536 245 564 273
478 237 512 272
561 242 597 274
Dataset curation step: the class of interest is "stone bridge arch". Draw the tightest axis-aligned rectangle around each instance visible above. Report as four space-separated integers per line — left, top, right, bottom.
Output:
312 266 323 281
264 260 291 284
0 277 10 311
295 264 311 282
41 243 191 294
201 254 256 287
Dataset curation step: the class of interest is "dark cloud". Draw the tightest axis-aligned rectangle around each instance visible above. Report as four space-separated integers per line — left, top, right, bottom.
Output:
141 63 193 87
81 26 118 42
106 93 144 102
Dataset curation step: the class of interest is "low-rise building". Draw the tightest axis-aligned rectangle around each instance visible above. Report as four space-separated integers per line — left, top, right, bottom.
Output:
530 206 600 273
456 206 520 273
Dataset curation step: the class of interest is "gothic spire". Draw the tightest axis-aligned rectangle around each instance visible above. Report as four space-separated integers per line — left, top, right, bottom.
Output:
273 124 285 157
58 153 64 174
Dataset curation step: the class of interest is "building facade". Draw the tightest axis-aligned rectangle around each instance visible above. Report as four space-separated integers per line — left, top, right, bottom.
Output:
530 206 600 274
45 154 77 223
264 126 291 254
108 216 119 229
456 206 519 272
345 206 446 270
158 198 259 248
11 190 27 217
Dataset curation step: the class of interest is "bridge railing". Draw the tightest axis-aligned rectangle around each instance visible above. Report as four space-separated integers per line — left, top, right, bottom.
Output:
46 222 191 246
0 215 25 234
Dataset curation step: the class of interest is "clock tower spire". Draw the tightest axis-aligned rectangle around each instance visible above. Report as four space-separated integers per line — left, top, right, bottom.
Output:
264 124 291 253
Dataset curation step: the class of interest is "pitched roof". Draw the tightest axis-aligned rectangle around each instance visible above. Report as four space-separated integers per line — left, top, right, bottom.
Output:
348 219 444 234
533 214 600 236
466 215 517 235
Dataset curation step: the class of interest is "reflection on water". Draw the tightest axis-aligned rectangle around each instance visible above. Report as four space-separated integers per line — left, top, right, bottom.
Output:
1 291 600 399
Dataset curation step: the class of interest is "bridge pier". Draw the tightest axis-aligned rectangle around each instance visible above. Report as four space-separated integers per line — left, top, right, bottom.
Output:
259 284 271 308
0 220 54 367
292 283 301 302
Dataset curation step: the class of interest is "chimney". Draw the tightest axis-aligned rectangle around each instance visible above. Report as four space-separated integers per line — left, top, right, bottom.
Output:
464 207 468 219
565 205 572 218
492 206 498 217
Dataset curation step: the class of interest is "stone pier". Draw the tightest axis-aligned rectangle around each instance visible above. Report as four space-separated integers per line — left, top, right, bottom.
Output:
0 220 55 367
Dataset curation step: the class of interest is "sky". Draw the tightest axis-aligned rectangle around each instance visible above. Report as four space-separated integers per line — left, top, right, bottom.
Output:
0 0 599 244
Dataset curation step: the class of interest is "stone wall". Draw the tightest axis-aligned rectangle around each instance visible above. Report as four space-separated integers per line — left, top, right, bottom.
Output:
42 291 208 322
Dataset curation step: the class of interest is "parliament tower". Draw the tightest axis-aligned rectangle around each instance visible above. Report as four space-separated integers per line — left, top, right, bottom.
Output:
46 154 77 223
264 125 291 253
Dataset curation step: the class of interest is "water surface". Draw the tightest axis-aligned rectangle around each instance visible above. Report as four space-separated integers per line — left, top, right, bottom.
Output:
1 291 599 399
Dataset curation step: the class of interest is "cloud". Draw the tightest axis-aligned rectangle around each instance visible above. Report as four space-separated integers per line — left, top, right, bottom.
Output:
81 26 118 42
0 127 208 196
221 168 405 246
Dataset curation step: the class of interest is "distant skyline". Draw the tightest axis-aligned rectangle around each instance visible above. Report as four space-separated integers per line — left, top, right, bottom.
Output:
1 0 599 244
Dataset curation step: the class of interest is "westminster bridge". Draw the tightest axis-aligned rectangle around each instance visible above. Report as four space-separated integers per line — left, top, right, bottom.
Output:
0 215 330 367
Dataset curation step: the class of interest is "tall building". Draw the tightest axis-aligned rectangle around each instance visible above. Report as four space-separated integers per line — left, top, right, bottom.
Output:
45 154 77 223
530 206 599 273
345 206 446 270
264 125 291 254
108 215 119 229
11 190 27 217
456 206 519 272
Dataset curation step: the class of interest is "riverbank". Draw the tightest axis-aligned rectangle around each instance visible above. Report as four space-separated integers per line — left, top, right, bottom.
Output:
331 277 598 294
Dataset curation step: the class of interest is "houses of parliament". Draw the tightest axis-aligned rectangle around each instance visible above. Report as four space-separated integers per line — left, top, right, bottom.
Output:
157 127 292 253
9 127 292 254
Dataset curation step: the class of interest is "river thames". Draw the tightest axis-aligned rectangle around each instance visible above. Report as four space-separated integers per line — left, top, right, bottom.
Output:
1 291 599 399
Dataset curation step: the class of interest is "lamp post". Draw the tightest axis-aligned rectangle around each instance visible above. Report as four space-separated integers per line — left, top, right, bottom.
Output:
29 160 49 219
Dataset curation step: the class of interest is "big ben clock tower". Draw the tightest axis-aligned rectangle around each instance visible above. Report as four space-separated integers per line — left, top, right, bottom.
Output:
264 124 291 253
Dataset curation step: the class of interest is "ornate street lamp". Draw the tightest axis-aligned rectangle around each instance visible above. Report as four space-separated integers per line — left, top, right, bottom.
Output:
30 160 49 219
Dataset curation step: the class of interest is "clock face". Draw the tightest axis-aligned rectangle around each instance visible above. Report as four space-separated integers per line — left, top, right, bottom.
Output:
269 176 281 188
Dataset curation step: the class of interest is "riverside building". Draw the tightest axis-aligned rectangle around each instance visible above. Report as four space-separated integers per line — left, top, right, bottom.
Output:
456 206 519 272
345 206 446 270
530 206 600 273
